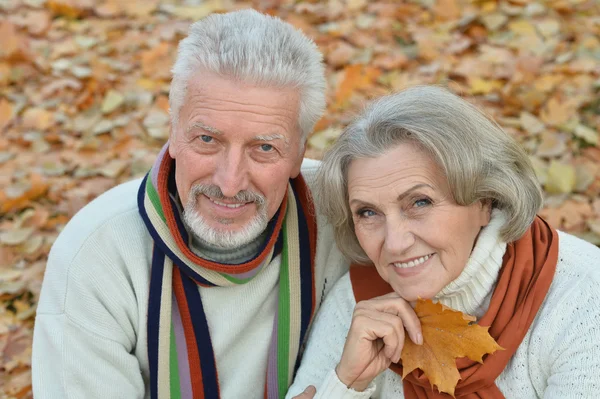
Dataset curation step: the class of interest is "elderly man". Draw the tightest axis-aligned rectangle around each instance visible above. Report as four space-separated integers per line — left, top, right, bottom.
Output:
32 10 347 399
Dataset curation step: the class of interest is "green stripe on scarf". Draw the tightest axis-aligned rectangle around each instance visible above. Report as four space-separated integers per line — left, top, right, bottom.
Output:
277 217 291 398
169 323 181 399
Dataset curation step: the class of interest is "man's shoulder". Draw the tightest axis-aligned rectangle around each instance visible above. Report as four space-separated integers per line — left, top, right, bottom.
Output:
39 178 151 315
49 178 148 267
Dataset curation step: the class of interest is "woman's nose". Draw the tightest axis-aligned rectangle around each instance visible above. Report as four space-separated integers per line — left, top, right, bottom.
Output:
383 219 415 255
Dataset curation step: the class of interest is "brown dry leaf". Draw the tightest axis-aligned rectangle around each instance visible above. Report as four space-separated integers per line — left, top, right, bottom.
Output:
0 21 29 61
0 174 49 214
432 0 460 21
0 99 14 131
140 42 173 80
401 299 503 397
334 64 381 109
46 0 91 19
540 97 578 127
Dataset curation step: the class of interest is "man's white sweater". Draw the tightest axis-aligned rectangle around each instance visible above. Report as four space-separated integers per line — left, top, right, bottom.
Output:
286 211 600 398
32 159 349 399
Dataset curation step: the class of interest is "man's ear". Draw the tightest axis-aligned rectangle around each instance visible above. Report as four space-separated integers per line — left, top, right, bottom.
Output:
290 142 307 178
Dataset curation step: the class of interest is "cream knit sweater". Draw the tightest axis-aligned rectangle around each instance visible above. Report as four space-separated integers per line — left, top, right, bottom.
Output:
286 211 600 398
32 159 349 399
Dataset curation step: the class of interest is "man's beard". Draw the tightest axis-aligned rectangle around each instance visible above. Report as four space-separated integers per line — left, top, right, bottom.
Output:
182 184 269 249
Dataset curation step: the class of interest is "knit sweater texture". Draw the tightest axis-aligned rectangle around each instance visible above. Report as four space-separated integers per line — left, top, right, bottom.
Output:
32 159 349 399
286 211 600 399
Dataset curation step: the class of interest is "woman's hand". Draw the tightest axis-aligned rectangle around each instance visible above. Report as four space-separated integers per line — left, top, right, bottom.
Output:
291 386 316 399
335 292 422 391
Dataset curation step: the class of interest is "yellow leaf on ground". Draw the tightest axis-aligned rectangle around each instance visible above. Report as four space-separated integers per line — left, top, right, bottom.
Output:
540 97 578 127
101 90 125 114
165 1 224 20
22 108 54 130
508 19 537 36
574 124 598 146
401 299 503 397
545 160 576 194
468 78 503 95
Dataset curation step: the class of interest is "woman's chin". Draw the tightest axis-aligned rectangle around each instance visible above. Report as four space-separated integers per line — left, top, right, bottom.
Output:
393 286 438 303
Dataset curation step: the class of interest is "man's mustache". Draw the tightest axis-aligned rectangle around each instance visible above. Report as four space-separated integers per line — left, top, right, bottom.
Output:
188 184 266 206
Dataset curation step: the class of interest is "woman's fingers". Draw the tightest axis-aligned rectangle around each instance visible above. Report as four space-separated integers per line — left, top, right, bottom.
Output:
355 295 423 346
291 386 316 399
352 308 405 363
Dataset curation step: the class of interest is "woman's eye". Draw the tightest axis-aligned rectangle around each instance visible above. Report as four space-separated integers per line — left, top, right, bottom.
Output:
260 144 273 152
357 209 376 218
200 135 213 143
414 198 432 208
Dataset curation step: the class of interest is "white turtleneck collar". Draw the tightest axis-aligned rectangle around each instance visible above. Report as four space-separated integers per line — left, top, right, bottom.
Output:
434 208 508 319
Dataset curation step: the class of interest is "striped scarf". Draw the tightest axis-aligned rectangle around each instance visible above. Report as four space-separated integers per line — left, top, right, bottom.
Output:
138 144 317 398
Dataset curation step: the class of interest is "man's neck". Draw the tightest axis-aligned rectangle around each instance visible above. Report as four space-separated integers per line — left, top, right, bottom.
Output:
171 191 268 264
190 231 268 264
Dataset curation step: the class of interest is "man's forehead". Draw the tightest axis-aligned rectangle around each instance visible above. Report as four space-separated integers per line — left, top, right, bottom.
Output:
186 120 292 147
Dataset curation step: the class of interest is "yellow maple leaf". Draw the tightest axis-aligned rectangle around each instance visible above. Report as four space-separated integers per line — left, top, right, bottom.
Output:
401 299 503 397
468 78 503 95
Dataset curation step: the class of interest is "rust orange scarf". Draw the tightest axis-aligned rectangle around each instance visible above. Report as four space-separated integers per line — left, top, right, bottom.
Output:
350 216 559 398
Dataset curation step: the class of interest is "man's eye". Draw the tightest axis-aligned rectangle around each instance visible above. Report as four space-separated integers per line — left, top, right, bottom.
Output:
260 144 273 152
200 135 213 143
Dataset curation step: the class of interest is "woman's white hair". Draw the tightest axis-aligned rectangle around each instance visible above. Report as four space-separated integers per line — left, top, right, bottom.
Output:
317 85 544 263
169 9 326 142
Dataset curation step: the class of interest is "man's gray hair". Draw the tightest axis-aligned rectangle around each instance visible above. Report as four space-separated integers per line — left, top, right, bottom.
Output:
317 85 543 263
169 9 326 142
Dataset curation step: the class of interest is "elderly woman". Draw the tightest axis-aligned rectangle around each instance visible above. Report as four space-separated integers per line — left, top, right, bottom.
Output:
287 86 600 399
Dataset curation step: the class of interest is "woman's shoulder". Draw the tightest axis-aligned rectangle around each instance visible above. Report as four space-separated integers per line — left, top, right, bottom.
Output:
533 230 600 328
554 231 600 289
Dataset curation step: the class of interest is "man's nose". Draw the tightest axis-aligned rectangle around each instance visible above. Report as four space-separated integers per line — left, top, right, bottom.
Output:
212 149 249 198
383 218 415 255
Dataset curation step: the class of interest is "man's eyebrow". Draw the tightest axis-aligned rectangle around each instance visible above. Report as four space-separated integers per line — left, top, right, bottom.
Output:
187 121 222 135
253 134 290 147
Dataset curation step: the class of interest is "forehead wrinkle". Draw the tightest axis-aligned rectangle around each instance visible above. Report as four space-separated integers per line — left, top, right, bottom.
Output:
186 91 297 120
188 104 295 132
348 167 442 204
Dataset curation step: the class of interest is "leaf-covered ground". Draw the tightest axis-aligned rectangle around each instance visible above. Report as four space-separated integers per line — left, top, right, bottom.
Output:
0 0 599 396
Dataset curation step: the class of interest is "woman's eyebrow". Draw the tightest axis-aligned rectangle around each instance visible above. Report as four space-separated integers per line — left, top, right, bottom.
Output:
396 184 433 201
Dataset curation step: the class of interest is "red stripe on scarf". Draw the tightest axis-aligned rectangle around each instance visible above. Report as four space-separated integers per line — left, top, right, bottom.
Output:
173 268 205 397
292 174 317 316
